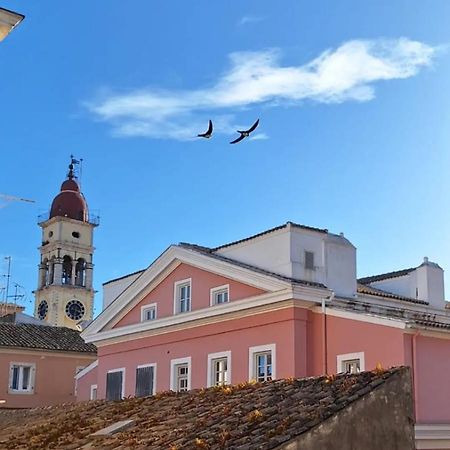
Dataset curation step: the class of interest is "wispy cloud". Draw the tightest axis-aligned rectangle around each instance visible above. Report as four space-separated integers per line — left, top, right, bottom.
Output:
85 38 436 140
249 133 269 141
238 15 264 26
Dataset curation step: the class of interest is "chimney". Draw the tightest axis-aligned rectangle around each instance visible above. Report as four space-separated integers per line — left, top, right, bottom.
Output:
415 258 445 309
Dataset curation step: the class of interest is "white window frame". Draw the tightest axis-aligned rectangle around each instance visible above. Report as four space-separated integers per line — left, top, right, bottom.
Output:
141 303 157 322
207 351 231 387
170 356 191 392
337 352 365 373
8 362 36 395
106 367 126 399
90 384 98 400
173 278 192 314
136 363 157 396
248 344 276 382
210 284 230 306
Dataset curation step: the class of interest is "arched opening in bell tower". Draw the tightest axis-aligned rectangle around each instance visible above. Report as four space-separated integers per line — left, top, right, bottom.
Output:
75 258 86 287
62 255 73 285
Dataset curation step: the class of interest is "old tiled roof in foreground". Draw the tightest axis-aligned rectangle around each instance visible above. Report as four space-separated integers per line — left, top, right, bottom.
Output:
0 368 405 450
0 323 97 353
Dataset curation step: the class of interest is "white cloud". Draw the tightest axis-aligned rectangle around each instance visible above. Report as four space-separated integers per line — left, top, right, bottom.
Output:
238 16 263 26
249 133 269 141
86 38 436 140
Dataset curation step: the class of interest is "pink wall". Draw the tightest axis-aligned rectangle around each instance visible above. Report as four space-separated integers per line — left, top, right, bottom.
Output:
115 263 265 327
0 349 96 408
96 307 308 399
76 364 98 402
413 335 450 423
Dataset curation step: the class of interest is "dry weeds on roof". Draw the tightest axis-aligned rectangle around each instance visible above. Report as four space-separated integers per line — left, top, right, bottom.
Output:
0 368 404 450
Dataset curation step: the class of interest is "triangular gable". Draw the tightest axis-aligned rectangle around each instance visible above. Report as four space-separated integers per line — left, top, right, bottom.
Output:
112 262 266 329
83 245 290 337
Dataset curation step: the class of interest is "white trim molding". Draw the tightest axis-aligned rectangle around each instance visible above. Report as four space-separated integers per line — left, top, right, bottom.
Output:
106 367 126 399
416 424 450 449
207 351 232 387
141 303 158 322
170 356 192 392
210 284 230 306
173 278 192 315
336 352 365 373
248 344 276 382
75 359 98 380
136 362 157 395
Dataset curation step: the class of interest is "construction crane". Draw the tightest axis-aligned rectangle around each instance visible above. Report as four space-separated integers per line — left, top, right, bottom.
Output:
0 193 35 208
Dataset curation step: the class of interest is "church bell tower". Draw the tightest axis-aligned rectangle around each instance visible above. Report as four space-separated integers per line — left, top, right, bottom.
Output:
34 158 99 329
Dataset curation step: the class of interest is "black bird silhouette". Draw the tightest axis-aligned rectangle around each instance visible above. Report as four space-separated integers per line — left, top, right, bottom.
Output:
197 120 213 139
230 119 260 144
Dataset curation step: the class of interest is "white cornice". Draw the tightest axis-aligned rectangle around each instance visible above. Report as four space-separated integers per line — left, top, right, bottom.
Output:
83 288 328 346
74 359 98 380
416 424 450 449
84 245 294 336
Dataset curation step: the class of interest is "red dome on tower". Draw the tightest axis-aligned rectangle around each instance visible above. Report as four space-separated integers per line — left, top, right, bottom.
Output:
49 160 88 222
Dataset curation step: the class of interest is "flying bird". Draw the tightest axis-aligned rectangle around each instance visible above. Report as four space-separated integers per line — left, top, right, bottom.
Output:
230 119 260 144
197 120 213 139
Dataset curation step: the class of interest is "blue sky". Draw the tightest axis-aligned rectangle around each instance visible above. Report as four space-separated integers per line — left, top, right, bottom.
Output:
1 1 450 316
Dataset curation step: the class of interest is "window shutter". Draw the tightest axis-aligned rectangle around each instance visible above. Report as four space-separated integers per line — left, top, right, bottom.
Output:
106 371 123 401
135 366 154 397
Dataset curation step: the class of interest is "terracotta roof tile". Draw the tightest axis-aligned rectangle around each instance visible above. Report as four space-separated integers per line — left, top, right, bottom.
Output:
358 268 415 285
0 368 406 450
357 283 429 305
0 323 97 353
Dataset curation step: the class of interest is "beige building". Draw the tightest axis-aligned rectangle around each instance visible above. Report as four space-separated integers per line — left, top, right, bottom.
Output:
34 159 99 329
0 323 96 408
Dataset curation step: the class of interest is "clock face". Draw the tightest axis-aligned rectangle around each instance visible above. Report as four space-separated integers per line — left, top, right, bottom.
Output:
37 300 48 320
65 300 85 321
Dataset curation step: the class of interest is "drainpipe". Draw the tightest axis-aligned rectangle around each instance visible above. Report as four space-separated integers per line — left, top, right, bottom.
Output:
412 330 420 422
322 292 335 375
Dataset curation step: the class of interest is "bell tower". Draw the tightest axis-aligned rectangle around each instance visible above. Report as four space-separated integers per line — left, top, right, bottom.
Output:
34 157 99 329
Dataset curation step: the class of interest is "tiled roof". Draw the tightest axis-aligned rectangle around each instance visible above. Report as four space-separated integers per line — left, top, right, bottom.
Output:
0 323 97 353
102 269 145 286
357 283 429 305
0 367 405 450
358 267 415 285
179 242 327 289
213 221 329 251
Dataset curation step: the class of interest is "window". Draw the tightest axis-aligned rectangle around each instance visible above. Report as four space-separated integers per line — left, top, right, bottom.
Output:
106 368 125 401
207 351 231 387
174 279 191 314
135 364 156 397
90 384 97 400
305 251 315 270
337 352 365 374
141 304 157 322
249 344 276 382
210 285 229 306
9 363 35 394
170 357 191 392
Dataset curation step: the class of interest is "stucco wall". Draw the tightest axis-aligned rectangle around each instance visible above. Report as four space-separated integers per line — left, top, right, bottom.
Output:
0 348 96 408
76 364 98 402
278 369 415 450
113 263 265 328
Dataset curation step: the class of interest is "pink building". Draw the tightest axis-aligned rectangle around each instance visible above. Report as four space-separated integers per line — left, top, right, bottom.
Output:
79 222 450 449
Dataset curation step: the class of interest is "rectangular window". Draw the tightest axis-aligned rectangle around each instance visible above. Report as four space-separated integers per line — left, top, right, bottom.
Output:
249 344 276 382
174 279 191 314
135 364 155 397
106 369 124 401
170 357 191 392
210 285 230 306
337 352 365 374
9 363 35 394
141 304 157 322
212 358 228 386
305 251 315 270
90 384 97 400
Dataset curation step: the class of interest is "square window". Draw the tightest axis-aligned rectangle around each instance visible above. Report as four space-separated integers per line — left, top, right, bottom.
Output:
305 251 315 270
211 285 229 306
141 304 157 322
9 363 35 394
342 359 360 374
337 352 365 374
